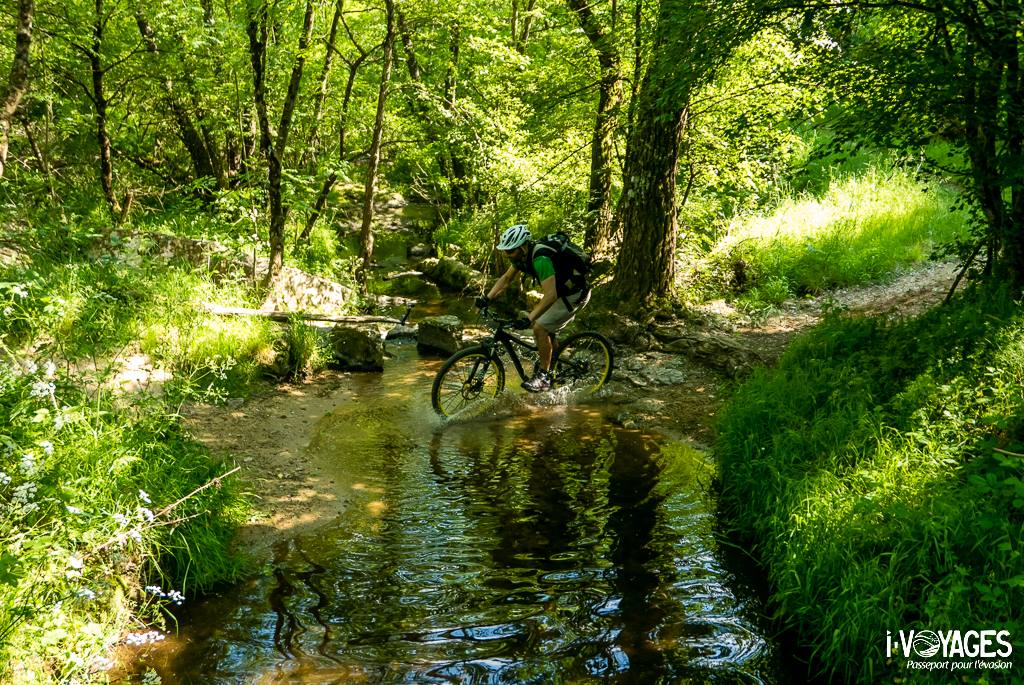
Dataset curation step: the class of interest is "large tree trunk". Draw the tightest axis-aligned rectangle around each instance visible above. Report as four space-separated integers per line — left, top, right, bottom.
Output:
612 96 687 308
0 0 33 178
611 0 759 308
358 0 397 281
90 0 119 217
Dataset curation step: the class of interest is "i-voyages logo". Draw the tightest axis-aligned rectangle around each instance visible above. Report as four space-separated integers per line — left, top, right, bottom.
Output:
886 629 1014 672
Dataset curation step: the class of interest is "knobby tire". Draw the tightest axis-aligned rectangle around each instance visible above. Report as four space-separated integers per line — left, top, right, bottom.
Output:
431 346 506 417
553 332 614 394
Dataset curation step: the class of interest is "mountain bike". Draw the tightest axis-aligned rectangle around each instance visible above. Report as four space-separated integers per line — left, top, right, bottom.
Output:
430 309 614 418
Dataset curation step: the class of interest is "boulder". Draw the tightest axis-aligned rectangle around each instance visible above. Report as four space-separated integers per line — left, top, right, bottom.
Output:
382 273 440 299
407 243 435 259
417 315 463 355
418 257 484 292
385 324 418 341
330 324 385 371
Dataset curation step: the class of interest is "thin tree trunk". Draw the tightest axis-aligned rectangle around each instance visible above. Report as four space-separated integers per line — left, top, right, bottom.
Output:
567 0 623 257
20 115 54 200
91 0 119 216
246 1 283 280
0 0 33 178
136 10 222 189
247 0 315 282
300 33 370 246
444 25 470 209
276 0 315 163
518 0 537 49
307 0 343 164
1003 23 1024 285
358 0 397 281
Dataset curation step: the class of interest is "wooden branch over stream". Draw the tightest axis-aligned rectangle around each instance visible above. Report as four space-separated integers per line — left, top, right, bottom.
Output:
203 303 403 325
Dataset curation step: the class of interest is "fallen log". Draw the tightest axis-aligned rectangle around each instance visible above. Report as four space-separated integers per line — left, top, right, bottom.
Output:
203 303 402 325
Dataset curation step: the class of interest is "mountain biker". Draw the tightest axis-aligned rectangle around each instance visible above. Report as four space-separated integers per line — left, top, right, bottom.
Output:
475 224 591 392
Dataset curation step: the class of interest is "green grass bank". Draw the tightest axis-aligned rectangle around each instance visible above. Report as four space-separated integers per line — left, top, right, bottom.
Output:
715 289 1024 683
0 215 335 681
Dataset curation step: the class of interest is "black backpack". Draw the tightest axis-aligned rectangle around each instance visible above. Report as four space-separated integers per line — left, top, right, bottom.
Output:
530 231 592 296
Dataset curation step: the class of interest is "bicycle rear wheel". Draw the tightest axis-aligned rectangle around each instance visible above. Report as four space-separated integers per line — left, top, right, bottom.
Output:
553 332 614 394
431 346 506 417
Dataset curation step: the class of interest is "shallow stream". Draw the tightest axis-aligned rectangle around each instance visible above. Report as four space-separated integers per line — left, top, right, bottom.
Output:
132 344 788 683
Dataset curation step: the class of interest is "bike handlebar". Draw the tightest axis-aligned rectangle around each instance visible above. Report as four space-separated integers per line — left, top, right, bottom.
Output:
477 307 526 330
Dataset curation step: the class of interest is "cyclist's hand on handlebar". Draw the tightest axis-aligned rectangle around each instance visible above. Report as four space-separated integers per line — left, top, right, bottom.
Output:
474 296 490 309
513 311 532 330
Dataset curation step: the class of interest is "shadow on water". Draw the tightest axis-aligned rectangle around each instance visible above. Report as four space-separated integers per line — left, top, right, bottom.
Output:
133 345 790 684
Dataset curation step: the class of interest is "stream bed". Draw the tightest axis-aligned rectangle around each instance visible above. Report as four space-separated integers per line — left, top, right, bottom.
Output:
129 343 789 683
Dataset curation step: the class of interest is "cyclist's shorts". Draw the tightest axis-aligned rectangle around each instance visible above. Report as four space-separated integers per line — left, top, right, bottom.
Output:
537 289 591 333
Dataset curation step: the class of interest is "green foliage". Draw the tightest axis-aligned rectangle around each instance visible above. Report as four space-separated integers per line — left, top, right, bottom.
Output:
797 1 1024 282
715 289 1024 683
282 316 329 381
689 155 970 312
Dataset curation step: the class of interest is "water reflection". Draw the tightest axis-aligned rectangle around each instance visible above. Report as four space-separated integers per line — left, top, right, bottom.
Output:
145 347 781 684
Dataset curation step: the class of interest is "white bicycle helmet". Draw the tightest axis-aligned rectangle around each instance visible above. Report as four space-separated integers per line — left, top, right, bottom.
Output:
496 224 531 251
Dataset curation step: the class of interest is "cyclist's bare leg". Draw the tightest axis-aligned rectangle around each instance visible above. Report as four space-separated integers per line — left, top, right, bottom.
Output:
532 322 555 372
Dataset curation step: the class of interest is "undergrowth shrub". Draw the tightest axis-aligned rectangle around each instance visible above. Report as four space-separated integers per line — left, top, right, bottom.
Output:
715 288 1024 683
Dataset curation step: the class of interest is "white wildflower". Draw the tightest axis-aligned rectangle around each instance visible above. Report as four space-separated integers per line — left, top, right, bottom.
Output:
123 630 165 646
0 471 10 486
29 380 55 399
127 528 142 542
66 554 84 578
12 481 36 503
145 585 185 606
139 507 155 523
138 489 151 504
114 512 129 527
21 359 37 376
11 284 27 299
66 504 83 514
19 451 37 476
76 588 96 600
39 441 53 456
42 360 57 379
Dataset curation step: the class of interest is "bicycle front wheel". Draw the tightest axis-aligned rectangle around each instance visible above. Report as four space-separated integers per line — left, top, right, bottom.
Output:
431 346 506 417
553 332 614 394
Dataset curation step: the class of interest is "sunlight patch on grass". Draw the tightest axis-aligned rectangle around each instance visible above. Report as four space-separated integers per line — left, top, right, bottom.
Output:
696 162 971 312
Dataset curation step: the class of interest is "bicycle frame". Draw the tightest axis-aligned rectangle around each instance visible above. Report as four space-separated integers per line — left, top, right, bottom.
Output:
480 324 537 382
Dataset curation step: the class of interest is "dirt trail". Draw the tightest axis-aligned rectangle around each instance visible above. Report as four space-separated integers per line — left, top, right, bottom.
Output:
184 261 961 556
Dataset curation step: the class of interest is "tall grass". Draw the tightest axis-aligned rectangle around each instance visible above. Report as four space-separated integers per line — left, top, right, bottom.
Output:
0 216 296 681
715 289 1024 683
694 159 971 311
